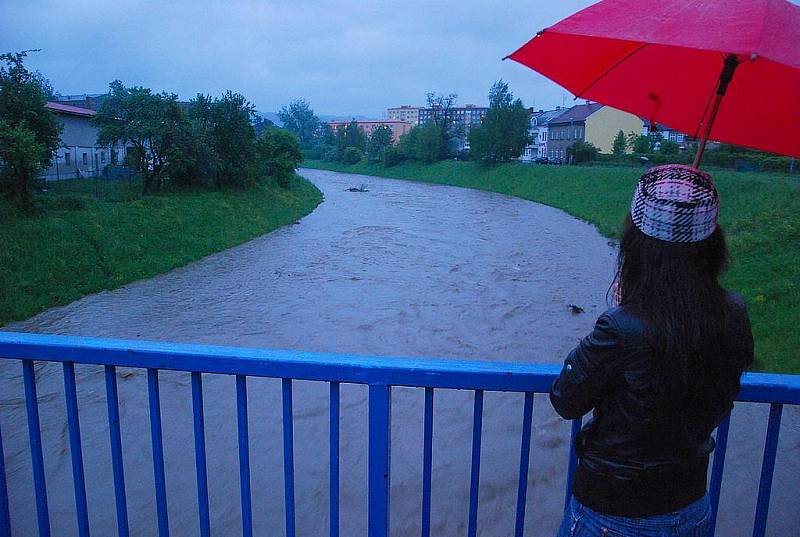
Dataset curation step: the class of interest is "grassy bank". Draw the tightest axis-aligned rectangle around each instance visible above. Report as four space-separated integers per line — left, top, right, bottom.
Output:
0 175 322 326
303 159 800 374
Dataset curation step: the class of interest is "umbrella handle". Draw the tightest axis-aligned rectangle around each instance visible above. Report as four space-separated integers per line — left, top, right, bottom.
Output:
693 55 740 169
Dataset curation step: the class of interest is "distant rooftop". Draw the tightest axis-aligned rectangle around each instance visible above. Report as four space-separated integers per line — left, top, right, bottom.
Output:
46 101 96 117
549 102 604 124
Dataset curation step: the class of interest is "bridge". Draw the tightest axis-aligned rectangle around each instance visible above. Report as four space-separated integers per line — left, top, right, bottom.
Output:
0 332 797 537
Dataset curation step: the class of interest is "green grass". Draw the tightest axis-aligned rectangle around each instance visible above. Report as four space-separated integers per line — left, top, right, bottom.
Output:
303 159 800 374
0 175 322 326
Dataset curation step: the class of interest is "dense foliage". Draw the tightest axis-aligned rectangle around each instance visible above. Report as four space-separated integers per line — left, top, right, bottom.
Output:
468 80 529 163
278 98 320 149
256 127 303 188
94 83 302 193
567 140 599 163
0 51 61 210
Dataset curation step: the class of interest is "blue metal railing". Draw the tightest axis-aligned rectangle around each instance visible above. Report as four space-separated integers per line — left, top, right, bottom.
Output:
0 331 797 537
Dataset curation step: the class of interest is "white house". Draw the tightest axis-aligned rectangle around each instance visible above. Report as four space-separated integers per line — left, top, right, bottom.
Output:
41 102 129 180
521 107 568 162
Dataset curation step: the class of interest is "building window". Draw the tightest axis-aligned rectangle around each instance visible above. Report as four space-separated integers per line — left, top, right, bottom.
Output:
575 128 580 139
82 153 88 165
65 152 71 166
100 152 106 164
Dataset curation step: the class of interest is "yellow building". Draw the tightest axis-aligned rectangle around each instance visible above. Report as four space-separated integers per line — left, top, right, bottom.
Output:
584 105 643 154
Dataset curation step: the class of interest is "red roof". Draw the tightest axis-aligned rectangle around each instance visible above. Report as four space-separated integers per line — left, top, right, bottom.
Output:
46 102 96 117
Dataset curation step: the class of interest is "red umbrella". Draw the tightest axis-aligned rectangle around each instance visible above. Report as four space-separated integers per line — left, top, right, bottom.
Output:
506 0 800 166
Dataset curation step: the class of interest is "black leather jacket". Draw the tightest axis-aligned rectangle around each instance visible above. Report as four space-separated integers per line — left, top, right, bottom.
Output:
550 293 753 517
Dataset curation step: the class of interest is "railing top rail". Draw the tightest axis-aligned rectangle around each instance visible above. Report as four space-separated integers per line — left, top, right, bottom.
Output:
0 331 798 404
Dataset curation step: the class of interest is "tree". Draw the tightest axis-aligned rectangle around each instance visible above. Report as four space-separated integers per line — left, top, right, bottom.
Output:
0 51 61 209
628 134 652 154
415 124 447 163
166 94 218 187
467 80 530 163
568 140 599 163
278 98 320 149
94 81 186 193
659 139 680 155
333 120 367 161
612 130 628 155
424 92 460 159
397 126 419 160
256 127 302 188
252 114 275 136
367 125 393 162
209 91 257 187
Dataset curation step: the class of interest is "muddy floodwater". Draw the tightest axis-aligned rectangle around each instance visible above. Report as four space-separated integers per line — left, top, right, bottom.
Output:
1 168 798 537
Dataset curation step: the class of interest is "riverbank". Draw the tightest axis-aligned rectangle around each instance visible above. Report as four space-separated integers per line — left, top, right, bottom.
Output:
302 160 800 374
0 175 322 326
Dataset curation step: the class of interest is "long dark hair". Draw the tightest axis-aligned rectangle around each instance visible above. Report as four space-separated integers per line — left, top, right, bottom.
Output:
614 213 730 391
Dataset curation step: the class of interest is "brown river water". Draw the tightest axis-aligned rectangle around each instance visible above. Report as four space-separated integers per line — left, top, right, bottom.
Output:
1 168 797 536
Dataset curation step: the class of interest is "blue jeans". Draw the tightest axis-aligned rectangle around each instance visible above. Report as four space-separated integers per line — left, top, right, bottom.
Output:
557 495 712 537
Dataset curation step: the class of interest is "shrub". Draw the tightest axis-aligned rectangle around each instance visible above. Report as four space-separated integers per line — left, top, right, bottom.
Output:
342 147 363 164
568 140 599 163
256 127 302 188
382 146 404 167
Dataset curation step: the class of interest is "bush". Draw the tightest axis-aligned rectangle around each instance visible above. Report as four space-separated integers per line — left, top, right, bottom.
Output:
256 127 303 188
382 146 404 167
342 147 363 164
415 124 447 163
568 140 599 163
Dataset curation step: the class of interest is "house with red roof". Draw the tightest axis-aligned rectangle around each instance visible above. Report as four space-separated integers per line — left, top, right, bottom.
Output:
42 101 130 180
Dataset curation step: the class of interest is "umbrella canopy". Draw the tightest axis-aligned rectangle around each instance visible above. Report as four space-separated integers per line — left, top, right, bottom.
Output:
507 0 800 160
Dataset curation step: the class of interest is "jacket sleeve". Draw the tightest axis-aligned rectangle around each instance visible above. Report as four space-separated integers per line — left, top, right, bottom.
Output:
550 312 622 420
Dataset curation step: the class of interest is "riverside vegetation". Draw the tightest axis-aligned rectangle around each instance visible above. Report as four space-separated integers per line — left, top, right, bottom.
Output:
0 175 321 326
303 159 800 375
1 52 321 325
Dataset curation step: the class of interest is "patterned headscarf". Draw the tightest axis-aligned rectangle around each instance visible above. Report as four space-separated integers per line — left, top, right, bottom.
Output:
630 164 719 243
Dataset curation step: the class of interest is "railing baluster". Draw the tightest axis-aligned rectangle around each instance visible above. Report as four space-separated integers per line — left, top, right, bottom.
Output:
282 379 296 537
514 392 534 537
707 413 731 537
467 389 484 537
752 403 783 537
0 416 11 537
23 360 50 537
63 362 90 537
420 387 434 537
236 375 252 537
147 368 169 537
330 382 340 537
368 385 391 537
191 372 210 537
105 366 129 537
564 417 583 511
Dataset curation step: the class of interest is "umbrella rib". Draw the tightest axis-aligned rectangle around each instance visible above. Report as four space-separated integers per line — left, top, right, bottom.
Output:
692 52 727 140
573 42 650 98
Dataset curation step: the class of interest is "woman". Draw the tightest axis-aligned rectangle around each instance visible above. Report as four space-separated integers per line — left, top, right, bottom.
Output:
552 165 754 537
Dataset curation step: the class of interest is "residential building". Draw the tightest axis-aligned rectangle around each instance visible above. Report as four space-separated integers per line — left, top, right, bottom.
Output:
418 104 488 129
642 122 688 150
42 102 129 180
387 106 421 125
521 107 568 161
327 120 414 143
417 104 488 150
53 93 109 111
547 103 643 162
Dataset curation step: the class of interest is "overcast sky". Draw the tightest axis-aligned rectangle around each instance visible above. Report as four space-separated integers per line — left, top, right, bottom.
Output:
2 1 598 117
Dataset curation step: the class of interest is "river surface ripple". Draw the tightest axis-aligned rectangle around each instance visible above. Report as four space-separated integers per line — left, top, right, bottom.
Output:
1 168 797 536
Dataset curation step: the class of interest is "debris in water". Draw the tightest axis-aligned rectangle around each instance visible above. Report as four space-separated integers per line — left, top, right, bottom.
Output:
346 184 369 192
568 304 585 314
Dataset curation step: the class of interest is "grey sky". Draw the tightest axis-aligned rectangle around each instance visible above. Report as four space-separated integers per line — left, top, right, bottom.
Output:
2 1 596 117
